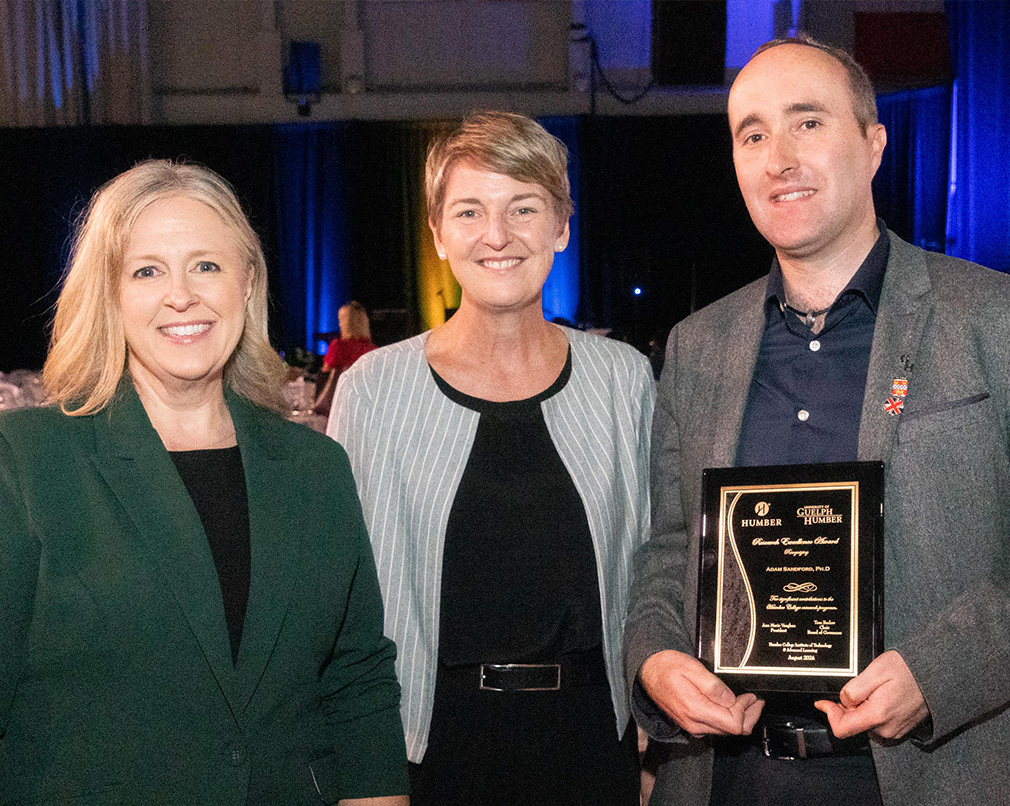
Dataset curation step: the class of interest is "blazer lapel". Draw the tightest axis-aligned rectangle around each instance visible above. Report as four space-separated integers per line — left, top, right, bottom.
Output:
90 389 238 709
227 393 301 713
710 280 767 468
858 233 933 462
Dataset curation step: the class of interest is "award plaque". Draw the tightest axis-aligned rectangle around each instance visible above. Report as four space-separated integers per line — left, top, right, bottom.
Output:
697 462 884 695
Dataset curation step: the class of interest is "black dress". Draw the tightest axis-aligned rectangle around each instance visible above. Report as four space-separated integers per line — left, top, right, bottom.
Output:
409 353 639 806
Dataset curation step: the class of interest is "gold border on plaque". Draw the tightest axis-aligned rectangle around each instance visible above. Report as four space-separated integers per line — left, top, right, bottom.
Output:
713 481 860 678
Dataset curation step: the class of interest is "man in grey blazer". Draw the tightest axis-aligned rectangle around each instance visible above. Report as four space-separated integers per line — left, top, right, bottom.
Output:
626 35 1010 806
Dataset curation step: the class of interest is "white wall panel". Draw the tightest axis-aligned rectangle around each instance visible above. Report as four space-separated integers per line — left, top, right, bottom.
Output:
362 1 569 90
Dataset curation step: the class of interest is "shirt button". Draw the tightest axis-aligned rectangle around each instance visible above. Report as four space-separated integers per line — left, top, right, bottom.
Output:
809 340 821 351
797 409 810 422
226 743 247 767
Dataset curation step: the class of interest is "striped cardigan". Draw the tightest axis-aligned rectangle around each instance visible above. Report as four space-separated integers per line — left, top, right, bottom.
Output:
329 328 655 762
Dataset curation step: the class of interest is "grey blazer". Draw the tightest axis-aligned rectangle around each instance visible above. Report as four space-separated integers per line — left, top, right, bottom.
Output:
625 232 1010 806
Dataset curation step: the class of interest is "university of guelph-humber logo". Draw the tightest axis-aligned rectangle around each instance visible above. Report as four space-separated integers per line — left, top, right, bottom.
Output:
795 505 844 526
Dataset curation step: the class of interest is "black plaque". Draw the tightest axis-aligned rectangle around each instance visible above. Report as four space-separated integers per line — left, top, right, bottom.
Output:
697 462 883 695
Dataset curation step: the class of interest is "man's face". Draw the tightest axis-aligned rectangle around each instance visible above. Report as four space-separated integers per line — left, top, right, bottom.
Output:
728 44 886 263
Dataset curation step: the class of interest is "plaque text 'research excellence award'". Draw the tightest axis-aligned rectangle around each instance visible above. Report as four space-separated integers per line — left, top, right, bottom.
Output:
697 462 884 696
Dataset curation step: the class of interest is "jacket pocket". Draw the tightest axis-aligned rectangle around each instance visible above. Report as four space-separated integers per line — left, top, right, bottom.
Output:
901 392 990 421
897 392 992 443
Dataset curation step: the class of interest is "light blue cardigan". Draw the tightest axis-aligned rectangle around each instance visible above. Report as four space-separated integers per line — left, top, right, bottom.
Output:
329 328 655 762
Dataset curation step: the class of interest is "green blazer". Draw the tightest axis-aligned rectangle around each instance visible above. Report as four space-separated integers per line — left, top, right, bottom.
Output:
0 387 408 805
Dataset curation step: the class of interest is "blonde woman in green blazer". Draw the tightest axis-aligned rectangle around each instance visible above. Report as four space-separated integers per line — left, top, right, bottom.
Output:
0 161 408 806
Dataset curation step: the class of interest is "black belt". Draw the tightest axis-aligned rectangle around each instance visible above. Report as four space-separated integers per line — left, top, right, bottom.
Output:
443 648 609 692
752 718 870 760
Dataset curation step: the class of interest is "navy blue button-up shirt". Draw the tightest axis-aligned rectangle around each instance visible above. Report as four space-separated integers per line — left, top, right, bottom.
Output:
735 226 890 467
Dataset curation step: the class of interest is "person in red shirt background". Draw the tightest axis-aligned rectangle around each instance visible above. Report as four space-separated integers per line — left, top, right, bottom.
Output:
315 301 377 415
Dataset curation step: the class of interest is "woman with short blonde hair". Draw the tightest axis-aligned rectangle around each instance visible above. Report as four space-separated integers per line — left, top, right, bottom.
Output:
425 110 575 226
333 111 654 805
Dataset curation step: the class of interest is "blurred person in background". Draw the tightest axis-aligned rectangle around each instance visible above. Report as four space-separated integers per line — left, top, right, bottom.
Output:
314 301 377 417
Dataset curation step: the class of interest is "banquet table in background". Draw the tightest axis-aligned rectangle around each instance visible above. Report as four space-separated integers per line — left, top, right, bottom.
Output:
0 370 327 434
0 371 46 411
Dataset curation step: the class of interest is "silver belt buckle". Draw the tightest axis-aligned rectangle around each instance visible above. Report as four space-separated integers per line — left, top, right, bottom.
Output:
761 724 806 761
479 663 561 692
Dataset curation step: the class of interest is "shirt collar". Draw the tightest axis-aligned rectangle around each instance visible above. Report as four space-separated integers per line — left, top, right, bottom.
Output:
765 220 891 317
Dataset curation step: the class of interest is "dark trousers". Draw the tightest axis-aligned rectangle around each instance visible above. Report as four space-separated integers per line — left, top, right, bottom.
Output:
710 737 883 806
408 661 640 806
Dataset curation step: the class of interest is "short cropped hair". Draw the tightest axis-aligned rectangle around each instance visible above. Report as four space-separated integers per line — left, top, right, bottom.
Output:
44 159 287 415
753 33 878 133
425 110 574 228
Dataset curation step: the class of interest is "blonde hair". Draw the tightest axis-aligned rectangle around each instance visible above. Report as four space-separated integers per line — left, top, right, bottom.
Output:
338 301 372 341
425 110 574 228
44 159 288 415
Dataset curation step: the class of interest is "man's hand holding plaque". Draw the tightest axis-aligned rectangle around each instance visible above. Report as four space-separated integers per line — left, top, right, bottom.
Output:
815 649 928 740
697 462 884 697
640 649 765 737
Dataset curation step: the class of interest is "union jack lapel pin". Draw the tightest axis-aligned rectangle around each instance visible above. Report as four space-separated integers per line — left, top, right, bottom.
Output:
884 376 909 416
884 397 905 416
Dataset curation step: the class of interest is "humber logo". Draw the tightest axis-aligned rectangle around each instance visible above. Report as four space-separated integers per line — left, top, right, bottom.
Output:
741 500 781 527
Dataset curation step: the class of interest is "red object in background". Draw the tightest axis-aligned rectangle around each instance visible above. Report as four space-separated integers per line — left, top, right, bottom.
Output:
322 337 377 374
854 12 952 87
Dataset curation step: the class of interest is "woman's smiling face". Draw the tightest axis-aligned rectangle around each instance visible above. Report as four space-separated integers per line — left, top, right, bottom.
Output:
431 161 569 316
119 194 251 398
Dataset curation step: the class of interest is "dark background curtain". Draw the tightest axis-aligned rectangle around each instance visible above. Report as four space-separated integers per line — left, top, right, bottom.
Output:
0 125 276 372
578 115 770 348
874 86 951 253
272 123 352 356
343 121 417 338
1 115 767 370
0 121 424 371
538 116 582 326
944 0 1010 271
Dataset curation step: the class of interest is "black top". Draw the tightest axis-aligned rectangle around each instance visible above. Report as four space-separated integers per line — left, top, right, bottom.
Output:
431 350 602 665
169 446 250 664
735 225 890 467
